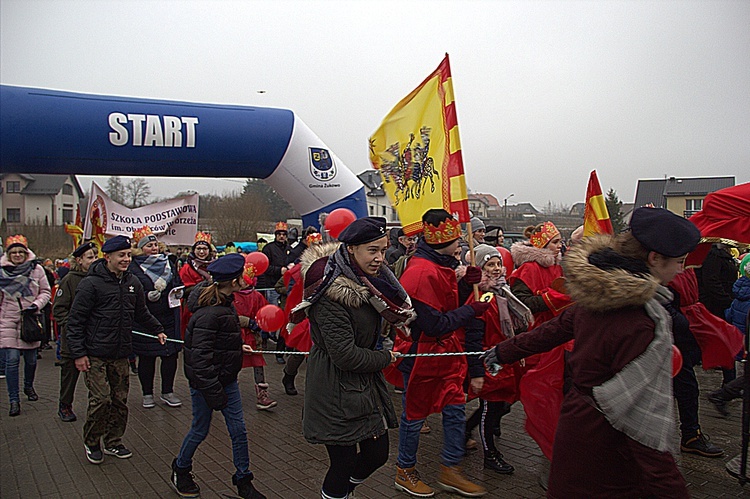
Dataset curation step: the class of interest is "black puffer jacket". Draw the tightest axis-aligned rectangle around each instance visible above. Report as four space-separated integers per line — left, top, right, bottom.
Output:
183 282 243 410
258 240 290 288
129 256 183 357
302 243 398 446
66 259 164 360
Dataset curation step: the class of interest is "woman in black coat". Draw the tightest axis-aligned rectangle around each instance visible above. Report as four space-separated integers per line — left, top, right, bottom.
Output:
129 228 183 409
290 217 414 499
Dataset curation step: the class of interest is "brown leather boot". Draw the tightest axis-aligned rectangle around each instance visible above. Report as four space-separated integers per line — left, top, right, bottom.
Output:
395 465 434 497
437 464 486 497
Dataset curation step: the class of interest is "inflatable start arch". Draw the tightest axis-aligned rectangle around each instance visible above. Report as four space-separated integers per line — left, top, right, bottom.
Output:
0 85 367 228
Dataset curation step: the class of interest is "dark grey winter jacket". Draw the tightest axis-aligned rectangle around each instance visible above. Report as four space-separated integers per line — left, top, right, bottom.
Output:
66 259 163 360
302 243 398 446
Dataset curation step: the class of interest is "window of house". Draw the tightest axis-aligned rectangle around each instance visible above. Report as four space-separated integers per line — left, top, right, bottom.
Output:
369 205 375 215
6 208 21 223
62 184 73 195
685 199 703 212
6 181 21 193
381 206 387 216
63 209 74 224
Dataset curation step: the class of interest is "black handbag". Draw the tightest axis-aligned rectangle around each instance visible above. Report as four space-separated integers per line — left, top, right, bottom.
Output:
17 298 45 343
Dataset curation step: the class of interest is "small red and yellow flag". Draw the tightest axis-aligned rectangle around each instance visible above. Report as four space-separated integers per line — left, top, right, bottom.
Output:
369 54 469 235
583 170 614 237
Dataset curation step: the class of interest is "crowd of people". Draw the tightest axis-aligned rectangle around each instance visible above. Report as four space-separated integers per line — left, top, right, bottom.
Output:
0 205 748 498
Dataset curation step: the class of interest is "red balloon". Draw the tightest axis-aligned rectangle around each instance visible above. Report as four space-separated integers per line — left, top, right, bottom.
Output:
325 208 357 239
672 345 683 377
245 252 269 276
255 305 285 332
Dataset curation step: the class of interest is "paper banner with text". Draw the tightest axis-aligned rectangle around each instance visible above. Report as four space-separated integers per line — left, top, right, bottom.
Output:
83 182 199 245
369 54 470 235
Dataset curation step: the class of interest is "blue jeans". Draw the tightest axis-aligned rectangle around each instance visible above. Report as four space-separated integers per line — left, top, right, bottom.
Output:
2 348 37 403
0 348 6 375
265 289 280 307
176 381 253 480
397 372 466 468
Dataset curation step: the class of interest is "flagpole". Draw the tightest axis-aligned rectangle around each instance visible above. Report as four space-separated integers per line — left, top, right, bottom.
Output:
466 221 480 301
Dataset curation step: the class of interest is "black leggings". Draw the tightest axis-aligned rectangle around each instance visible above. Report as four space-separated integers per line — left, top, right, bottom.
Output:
137 353 178 395
322 432 389 499
466 399 511 455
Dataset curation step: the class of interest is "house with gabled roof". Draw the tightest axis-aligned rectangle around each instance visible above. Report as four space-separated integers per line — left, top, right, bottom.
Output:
1 173 84 226
634 176 735 218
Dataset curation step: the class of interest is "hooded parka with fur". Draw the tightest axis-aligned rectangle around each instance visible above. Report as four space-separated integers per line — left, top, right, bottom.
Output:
302 243 398 446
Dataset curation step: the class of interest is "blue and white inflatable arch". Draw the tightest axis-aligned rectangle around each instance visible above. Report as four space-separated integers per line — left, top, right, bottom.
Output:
0 85 367 228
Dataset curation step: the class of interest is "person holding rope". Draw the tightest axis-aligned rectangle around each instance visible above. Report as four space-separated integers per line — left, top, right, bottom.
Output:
66 235 166 464
171 253 266 499
288 217 412 499
395 209 490 498
481 207 697 497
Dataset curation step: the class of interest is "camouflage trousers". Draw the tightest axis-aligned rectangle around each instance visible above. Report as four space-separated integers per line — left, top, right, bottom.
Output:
83 357 129 448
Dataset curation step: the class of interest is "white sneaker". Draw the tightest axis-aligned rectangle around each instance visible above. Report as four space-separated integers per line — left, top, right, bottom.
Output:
142 394 156 408
160 393 182 407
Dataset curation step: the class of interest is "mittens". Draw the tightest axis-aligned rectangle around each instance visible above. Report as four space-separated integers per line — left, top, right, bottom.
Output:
469 301 491 317
464 266 482 285
147 290 161 302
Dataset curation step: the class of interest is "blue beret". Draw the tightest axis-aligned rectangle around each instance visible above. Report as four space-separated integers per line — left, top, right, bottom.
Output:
207 253 245 282
101 235 131 253
73 241 98 258
630 207 700 257
338 217 388 245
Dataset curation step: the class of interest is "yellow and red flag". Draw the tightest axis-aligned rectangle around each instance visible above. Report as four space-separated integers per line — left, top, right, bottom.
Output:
369 54 470 235
64 207 84 250
583 170 613 237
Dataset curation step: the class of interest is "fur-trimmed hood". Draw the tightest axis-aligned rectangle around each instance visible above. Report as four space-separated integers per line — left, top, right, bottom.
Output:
299 242 370 308
510 241 561 268
562 235 659 312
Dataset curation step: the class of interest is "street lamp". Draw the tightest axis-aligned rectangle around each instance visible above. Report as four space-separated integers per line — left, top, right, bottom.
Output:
503 193 514 230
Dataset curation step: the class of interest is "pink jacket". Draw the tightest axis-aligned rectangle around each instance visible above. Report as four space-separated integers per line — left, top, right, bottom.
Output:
0 250 52 349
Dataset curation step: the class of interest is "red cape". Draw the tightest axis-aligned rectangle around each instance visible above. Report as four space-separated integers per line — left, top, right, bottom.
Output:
670 269 743 369
686 182 750 267
400 256 467 420
234 289 268 368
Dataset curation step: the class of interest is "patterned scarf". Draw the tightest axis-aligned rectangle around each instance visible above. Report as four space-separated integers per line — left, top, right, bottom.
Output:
592 285 678 454
135 254 173 288
0 260 36 299
289 244 416 331
187 252 212 281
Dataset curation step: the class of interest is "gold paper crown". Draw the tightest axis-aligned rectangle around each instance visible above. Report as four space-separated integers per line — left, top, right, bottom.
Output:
305 232 322 246
275 221 288 232
242 263 257 285
5 234 28 249
195 231 212 245
423 218 462 245
529 221 560 249
132 225 154 244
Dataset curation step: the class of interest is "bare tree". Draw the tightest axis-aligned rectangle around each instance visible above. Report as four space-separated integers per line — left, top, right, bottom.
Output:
202 192 271 244
124 178 151 207
107 176 126 204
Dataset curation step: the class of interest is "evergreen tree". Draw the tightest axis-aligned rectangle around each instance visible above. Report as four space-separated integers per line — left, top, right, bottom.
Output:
605 188 626 234
242 179 297 219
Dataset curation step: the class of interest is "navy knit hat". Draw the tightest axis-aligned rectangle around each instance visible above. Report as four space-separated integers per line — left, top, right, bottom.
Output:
207 253 245 282
101 235 131 254
338 217 388 245
630 207 701 257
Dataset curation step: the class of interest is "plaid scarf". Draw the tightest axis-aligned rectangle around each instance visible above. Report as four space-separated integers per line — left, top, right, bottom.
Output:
187 252 212 281
0 260 36 299
289 244 416 332
135 254 173 288
592 285 678 454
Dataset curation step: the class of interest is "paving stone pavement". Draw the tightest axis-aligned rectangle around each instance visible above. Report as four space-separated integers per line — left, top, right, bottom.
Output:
0 350 748 498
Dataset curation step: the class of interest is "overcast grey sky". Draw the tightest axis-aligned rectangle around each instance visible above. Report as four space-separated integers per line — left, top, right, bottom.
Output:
2 0 748 209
